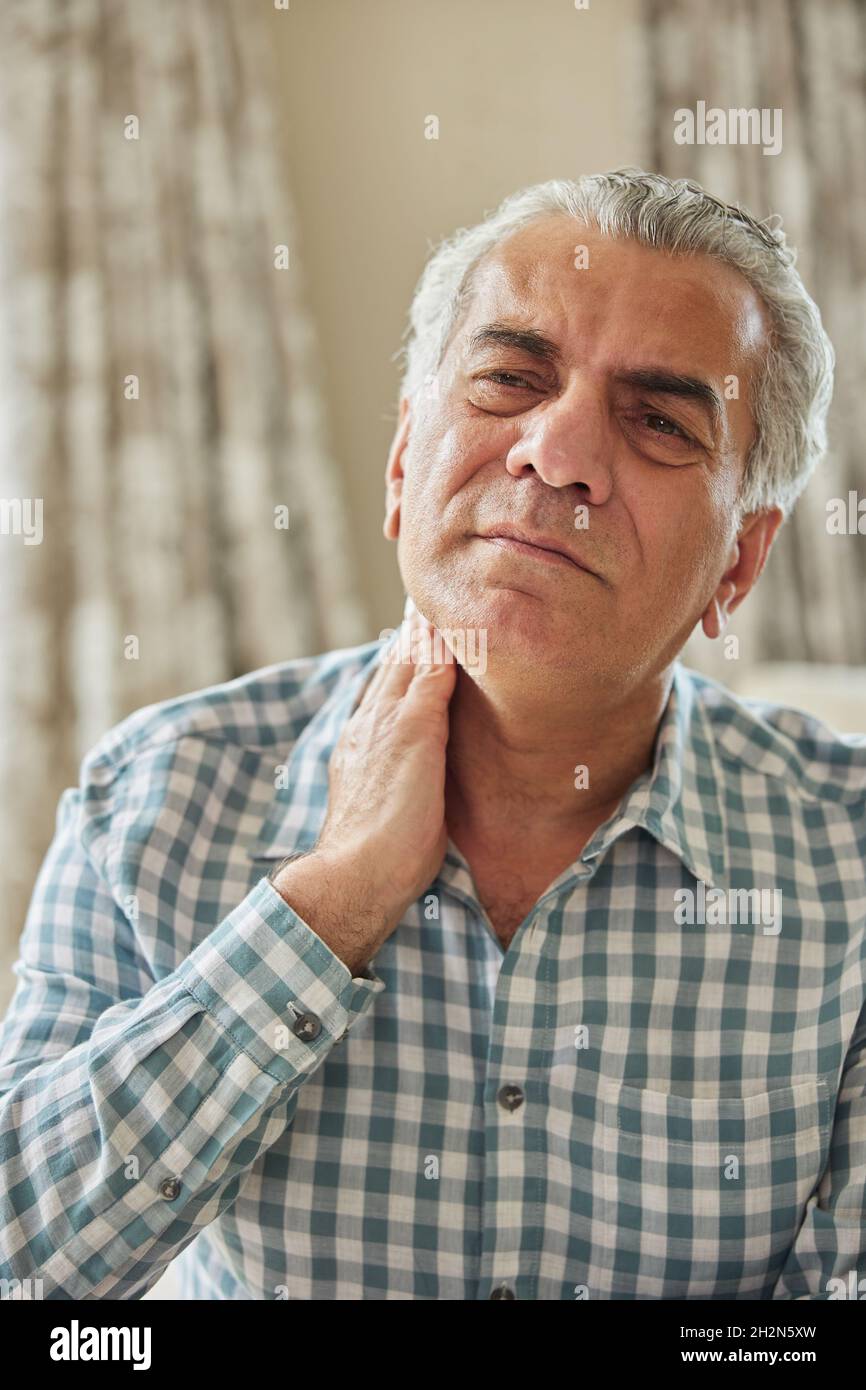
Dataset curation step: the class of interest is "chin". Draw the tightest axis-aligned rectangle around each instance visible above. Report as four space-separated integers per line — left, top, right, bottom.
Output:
464 587 572 662
410 571 569 653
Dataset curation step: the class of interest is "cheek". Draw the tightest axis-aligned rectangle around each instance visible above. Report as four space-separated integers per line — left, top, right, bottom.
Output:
626 479 724 594
404 413 494 512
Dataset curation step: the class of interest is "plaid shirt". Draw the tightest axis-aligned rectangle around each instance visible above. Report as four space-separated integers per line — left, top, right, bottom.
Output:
1 631 865 1301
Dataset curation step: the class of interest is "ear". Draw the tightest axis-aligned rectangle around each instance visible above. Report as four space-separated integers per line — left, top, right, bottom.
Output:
383 395 412 541
700 507 784 639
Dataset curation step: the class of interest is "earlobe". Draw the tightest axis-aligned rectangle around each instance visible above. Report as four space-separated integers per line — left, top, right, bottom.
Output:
700 580 737 640
700 597 723 641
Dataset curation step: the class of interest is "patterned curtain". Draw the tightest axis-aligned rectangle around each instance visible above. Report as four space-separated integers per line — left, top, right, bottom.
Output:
0 0 369 991
636 0 866 679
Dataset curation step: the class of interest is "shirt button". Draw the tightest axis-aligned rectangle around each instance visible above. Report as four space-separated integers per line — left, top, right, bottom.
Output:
159 1177 182 1201
489 1284 516 1299
292 1011 322 1042
497 1083 525 1112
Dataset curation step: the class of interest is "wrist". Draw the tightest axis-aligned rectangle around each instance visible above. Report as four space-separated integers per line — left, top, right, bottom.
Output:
269 848 395 976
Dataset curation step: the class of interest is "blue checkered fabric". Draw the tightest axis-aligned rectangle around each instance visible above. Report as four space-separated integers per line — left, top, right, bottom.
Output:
1 630 865 1299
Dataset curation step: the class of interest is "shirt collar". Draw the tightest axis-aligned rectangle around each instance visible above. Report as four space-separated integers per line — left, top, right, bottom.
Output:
248 640 728 892
579 660 729 890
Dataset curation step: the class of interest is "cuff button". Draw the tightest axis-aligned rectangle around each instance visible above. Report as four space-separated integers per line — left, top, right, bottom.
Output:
291 1011 322 1042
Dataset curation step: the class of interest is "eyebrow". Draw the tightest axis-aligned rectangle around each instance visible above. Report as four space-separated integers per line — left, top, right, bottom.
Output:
465 322 724 432
466 322 563 366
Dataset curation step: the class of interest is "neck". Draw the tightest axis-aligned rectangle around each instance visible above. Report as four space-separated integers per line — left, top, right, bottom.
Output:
444 662 674 851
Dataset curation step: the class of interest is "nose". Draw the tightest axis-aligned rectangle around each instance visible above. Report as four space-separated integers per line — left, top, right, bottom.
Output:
503 377 614 501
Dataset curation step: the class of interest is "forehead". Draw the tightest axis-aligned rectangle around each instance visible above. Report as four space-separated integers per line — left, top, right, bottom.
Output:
457 216 769 377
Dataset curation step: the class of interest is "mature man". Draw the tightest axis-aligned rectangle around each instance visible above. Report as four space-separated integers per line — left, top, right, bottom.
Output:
1 170 863 1301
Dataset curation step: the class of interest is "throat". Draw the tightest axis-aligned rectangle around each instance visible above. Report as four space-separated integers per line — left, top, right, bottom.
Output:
455 833 589 953
482 898 538 952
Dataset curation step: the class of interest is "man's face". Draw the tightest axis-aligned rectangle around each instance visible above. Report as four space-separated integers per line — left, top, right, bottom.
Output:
386 216 773 687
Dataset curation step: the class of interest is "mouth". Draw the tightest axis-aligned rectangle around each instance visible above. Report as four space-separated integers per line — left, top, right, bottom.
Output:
474 526 596 576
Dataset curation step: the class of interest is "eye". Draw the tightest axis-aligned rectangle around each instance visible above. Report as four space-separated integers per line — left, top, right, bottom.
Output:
468 370 542 415
641 411 693 442
479 371 535 390
620 404 702 465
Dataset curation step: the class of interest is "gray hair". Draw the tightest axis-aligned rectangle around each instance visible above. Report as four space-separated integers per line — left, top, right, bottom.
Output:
396 169 835 520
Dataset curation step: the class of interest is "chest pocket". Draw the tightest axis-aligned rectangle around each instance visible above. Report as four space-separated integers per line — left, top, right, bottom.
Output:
597 1076 832 1299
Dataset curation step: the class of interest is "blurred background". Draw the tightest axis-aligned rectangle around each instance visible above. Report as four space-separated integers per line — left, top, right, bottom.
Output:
1 0 865 1034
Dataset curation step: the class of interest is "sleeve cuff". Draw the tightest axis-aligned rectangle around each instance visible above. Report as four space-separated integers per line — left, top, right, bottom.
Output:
175 876 385 1085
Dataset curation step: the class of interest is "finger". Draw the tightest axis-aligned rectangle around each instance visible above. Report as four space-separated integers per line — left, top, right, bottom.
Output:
365 611 443 705
403 638 458 708
353 618 418 711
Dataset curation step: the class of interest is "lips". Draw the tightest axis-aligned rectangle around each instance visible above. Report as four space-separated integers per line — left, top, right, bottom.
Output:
475 524 595 575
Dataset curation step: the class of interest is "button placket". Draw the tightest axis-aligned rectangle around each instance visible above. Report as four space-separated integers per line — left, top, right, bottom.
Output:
482 942 541 1303
497 1083 525 1112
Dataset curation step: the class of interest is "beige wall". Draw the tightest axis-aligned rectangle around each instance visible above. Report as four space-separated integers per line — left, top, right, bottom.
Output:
273 0 643 637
